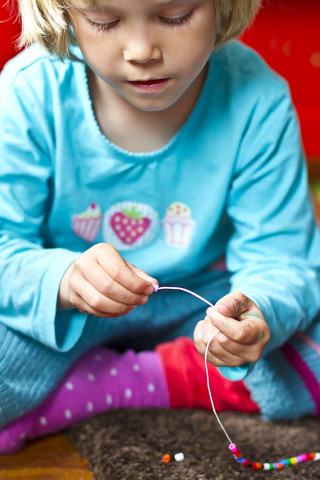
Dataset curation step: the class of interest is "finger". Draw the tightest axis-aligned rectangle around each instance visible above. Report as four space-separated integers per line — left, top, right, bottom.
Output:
195 316 265 364
194 321 246 367
70 279 138 318
97 247 156 295
193 317 219 358
127 262 158 288
81 263 150 306
205 347 247 368
215 292 250 318
212 330 266 363
205 308 265 345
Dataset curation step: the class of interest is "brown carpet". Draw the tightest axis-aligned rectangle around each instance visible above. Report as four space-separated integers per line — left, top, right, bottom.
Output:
67 408 320 479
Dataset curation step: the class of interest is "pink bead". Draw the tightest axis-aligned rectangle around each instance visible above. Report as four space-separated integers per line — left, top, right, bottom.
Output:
296 454 308 463
229 444 238 453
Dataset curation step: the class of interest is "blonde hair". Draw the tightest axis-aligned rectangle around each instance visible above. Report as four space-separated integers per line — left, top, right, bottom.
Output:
16 0 262 58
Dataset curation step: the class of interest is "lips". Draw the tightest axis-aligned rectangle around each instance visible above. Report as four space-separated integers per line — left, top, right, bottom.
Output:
127 78 170 92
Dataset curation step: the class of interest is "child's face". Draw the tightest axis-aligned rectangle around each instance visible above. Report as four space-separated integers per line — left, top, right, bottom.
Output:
69 0 216 112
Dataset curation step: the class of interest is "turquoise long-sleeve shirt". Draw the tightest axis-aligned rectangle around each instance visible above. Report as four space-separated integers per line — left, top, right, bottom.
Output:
0 41 320 423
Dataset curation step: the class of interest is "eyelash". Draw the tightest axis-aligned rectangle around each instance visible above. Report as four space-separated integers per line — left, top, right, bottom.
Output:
87 12 192 32
160 12 193 26
87 18 119 32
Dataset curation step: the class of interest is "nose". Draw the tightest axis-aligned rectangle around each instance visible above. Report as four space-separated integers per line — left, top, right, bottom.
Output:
123 32 161 64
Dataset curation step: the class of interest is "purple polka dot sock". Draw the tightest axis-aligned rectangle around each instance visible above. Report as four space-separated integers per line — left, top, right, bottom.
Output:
0 347 170 454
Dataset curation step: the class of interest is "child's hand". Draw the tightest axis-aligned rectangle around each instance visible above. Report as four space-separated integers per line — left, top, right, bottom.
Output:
58 243 157 318
193 292 270 367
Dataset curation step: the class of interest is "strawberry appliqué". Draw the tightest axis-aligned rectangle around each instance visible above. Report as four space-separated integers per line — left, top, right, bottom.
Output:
111 206 150 245
103 202 159 250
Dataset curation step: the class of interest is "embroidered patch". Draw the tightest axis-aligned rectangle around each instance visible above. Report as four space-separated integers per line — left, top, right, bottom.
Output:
103 202 159 250
72 202 102 243
162 202 195 247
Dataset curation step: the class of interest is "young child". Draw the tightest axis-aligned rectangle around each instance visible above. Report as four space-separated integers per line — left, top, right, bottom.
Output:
0 0 319 454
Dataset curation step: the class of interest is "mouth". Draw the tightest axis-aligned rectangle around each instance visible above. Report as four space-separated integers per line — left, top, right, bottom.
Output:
127 78 170 92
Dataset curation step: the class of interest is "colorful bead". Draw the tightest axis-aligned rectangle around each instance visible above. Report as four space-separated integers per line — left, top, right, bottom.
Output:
228 444 320 471
174 452 184 462
228 444 238 454
162 453 171 463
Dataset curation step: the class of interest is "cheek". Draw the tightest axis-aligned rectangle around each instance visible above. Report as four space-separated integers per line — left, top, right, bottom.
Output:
173 23 216 66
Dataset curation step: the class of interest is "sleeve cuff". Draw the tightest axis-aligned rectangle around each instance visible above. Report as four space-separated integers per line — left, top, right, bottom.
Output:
36 249 88 352
218 363 252 381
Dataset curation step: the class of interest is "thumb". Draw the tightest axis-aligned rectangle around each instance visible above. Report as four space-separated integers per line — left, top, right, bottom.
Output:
215 292 248 318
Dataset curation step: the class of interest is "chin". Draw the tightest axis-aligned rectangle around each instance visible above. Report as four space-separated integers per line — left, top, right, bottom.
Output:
128 95 182 113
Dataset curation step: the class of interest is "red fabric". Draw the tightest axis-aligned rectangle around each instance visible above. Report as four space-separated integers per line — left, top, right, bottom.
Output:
156 337 259 413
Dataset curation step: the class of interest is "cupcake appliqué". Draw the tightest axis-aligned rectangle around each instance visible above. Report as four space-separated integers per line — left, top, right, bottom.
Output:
72 202 103 243
103 202 159 250
162 202 195 247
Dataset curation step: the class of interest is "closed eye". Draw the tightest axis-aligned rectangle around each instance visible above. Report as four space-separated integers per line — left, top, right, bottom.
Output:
159 11 193 26
86 18 119 32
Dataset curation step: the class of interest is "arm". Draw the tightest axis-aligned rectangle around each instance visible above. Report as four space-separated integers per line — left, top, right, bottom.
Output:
0 59 156 351
0 61 87 351
195 80 320 378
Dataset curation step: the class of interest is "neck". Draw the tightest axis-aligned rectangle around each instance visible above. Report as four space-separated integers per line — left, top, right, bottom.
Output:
87 66 208 152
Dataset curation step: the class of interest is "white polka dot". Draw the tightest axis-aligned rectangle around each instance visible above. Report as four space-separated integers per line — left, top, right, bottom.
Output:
39 417 47 426
65 409 72 419
87 402 94 412
148 383 155 393
125 388 132 398
95 354 102 361
66 382 74 390
133 363 140 371
87 373 95 382
110 368 117 376
106 394 113 405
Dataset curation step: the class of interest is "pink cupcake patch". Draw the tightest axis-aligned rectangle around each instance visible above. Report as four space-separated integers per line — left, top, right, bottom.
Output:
72 202 102 243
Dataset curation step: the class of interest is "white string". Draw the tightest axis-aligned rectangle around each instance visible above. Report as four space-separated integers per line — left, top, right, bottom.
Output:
156 285 233 445
205 331 233 445
157 286 215 308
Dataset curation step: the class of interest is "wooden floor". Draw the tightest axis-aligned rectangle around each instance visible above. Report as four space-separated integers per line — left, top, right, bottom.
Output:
0 434 93 479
